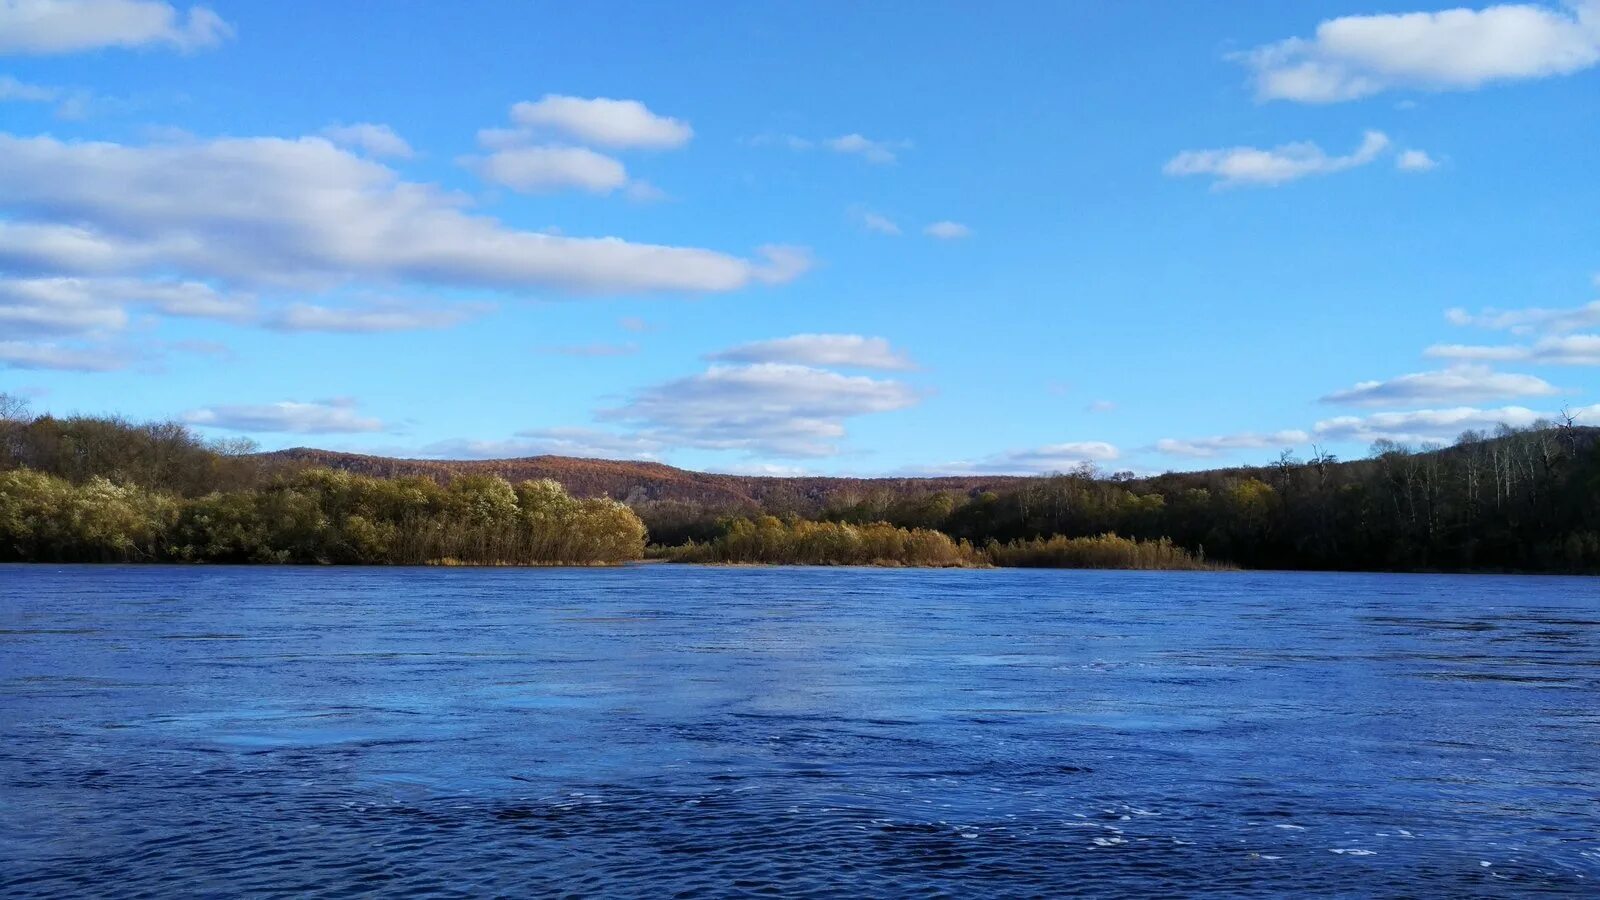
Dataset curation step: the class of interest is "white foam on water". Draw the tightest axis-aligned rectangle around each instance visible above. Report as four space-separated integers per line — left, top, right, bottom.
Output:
1330 849 1377 856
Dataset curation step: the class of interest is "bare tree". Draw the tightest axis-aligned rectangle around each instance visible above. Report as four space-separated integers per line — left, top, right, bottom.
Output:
0 392 31 422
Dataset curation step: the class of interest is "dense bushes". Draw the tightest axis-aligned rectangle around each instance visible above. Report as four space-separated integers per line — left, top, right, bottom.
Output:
0 468 645 565
986 533 1223 570
654 516 985 567
649 516 1225 569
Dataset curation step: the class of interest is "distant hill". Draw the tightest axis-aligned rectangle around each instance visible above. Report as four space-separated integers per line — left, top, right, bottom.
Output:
259 448 1032 511
261 428 1600 514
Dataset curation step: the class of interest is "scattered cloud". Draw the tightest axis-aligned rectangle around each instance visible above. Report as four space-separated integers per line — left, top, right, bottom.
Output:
1320 364 1560 406
985 442 1122 473
924 220 973 240
0 134 806 295
852 208 901 235
1154 430 1312 459
182 398 385 434
624 179 668 203
0 339 129 371
713 462 812 476
0 274 488 341
0 276 252 338
708 334 915 371
0 74 57 101
467 143 629 194
618 316 653 333
1396 148 1438 171
1311 405 1591 444
751 132 910 164
1087 400 1117 413
600 362 919 457
263 300 483 333
744 133 817 151
1 78 152 121
825 133 905 164
321 123 413 159
508 95 692 149
1427 333 1600 365
0 278 128 336
906 442 1121 476
1444 299 1600 334
420 427 663 461
1155 399 1600 461
1235 1 1600 103
1165 130 1394 188
0 0 232 55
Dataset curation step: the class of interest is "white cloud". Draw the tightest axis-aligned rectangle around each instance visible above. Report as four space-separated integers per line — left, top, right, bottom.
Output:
1164 130 1392 188
600 362 919 457
420 428 664 461
1237 1 1600 103
0 0 232 55
0 275 250 337
1311 405 1577 443
1087 400 1117 413
508 95 692 150
182 399 385 434
467 144 628 194
744 133 816 151
0 77 106 120
1154 430 1312 458
0 74 57 101
751 132 910 164
321 123 413 159
0 339 127 370
853 208 901 235
1427 333 1600 365
1320 364 1560 405
924 220 973 239
0 275 484 339
263 301 481 333
713 461 812 477
0 278 127 335
1156 401 1600 461
707 334 915 371
824 133 904 164
906 442 1121 476
1445 299 1600 334
0 134 806 295
986 442 1122 473
624 180 668 203
1396 148 1439 171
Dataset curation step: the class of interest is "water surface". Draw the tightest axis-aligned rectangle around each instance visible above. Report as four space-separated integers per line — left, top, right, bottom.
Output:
2 565 1596 896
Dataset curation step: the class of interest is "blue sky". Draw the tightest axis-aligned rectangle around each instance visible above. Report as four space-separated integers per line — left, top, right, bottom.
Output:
2 0 1598 475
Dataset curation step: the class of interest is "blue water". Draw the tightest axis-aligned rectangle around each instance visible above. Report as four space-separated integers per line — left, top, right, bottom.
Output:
1 565 1596 897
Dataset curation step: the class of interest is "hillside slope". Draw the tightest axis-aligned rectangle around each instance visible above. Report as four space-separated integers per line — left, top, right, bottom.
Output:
260 448 1031 511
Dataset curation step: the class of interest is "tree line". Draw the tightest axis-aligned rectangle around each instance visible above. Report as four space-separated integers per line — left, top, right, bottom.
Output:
3 394 1596 571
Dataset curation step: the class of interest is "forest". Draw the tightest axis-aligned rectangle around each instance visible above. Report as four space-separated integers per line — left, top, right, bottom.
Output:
2 393 1597 572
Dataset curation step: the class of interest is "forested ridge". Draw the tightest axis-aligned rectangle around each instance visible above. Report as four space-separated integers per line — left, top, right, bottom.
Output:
2 394 1597 572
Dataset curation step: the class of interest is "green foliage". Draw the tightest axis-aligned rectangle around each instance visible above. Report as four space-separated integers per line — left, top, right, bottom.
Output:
0 468 645 566
0 470 178 562
3 397 1598 573
986 533 1225 570
654 515 985 567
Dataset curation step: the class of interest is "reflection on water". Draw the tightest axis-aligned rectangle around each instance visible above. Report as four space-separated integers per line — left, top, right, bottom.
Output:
1 565 1596 896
